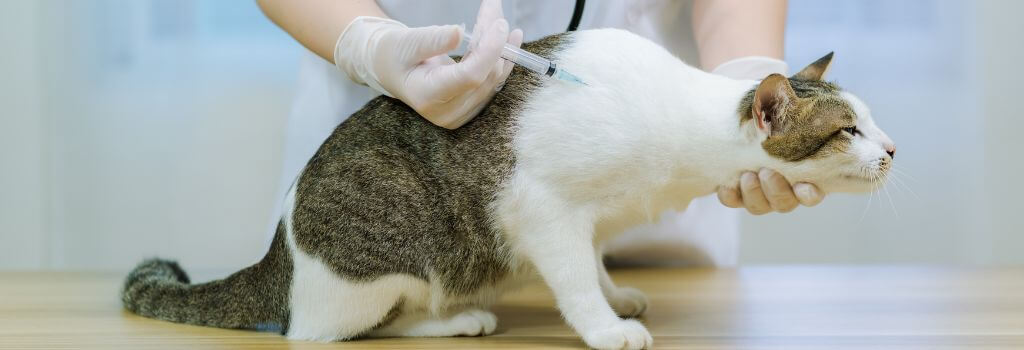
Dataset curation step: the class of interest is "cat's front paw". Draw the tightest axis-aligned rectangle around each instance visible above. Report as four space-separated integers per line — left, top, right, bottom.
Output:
582 319 653 350
609 286 649 318
450 309 498 336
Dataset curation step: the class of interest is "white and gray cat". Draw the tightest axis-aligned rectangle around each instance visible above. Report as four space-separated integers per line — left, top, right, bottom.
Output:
123 29 894 350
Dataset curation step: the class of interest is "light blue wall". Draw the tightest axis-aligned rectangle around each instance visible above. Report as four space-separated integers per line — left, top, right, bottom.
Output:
0 0 1015 270
1 0 301 270
741 0 989 264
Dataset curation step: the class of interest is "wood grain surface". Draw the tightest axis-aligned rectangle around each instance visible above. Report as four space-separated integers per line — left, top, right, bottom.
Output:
2 267 1022 349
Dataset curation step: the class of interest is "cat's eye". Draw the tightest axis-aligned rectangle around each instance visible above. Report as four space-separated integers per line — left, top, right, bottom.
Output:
843 126 861 136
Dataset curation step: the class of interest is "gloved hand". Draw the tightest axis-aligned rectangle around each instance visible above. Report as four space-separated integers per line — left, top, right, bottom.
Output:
712 56 826 214
333 0 523 129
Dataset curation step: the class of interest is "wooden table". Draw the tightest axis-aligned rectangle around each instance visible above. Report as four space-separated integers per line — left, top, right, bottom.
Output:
2 267 1022 349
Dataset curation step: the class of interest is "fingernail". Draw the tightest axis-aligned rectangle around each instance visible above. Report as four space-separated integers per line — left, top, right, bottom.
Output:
794 183 815 198
758 168 773 178
741 171 757 183
794 184 807 198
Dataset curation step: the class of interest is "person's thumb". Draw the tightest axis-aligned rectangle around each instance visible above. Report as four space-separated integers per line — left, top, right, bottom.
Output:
401 25 461 63
426 19 509 99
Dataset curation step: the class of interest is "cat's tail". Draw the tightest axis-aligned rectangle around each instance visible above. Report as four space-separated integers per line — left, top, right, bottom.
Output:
121 221 293 333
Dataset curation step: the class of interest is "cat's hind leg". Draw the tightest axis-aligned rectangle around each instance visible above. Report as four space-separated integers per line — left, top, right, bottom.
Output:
285 251 428 342
366 308 497 338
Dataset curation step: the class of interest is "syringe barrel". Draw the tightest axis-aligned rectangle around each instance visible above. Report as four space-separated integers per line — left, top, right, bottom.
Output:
459 29 554 76
499 44 552 76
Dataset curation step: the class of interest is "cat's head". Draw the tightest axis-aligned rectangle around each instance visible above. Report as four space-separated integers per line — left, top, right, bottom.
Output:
743 53 895 193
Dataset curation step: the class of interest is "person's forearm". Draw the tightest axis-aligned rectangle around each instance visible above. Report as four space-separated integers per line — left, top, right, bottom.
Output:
692 0 787 71
257 0 389 63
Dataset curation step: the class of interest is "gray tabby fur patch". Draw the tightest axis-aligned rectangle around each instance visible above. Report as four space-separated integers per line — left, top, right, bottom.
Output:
121 33 570 330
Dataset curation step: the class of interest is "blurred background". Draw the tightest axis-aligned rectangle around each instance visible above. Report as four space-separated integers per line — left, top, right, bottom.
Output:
1 0 1020 272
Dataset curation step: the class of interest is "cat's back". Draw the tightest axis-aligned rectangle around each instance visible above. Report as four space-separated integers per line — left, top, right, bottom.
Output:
288 33 573 293
302 31 576 204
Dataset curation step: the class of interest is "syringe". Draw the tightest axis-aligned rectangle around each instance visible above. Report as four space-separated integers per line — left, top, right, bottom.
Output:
459 30 587 86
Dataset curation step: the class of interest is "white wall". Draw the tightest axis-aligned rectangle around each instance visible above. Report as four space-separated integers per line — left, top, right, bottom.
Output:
0 1 48 268
976 0 1024 265
740 0 993 264
1 0 300 271
0 0 1019 271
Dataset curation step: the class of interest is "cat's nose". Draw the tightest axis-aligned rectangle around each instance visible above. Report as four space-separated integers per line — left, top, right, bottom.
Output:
884 143 896 159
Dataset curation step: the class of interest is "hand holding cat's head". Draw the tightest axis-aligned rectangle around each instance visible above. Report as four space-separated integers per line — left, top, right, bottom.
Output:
748 52 895 193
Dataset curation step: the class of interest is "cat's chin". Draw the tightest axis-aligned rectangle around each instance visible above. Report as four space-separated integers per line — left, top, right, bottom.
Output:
824 173 888 193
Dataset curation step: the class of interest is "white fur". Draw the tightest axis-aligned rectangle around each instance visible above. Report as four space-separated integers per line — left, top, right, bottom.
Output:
284 184 423 341
842 91 895 182
368 308 497 338
281 29 890 349
494 29 890 349
282 179 521 342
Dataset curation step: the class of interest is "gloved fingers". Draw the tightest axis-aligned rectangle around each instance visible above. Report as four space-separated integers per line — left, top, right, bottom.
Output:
459 18 508 84
471 0 505 48
794 182 825 207
400 36 502 117
425 98 477 129
422 54 457 67
430 18 509 100
490 58 506 90
508 27 524 47
411 59 498 128
486 27 521 92
401 25 462 64
449 92 493 128
716 186 744 208
500 28 524 80
481 34 517 93
739 171 772 215
438 26 519 125
758 168 799 213
421 29 510 84
435 68 505 127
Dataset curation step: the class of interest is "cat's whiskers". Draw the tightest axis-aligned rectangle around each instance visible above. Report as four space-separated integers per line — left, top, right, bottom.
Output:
891 167 920 183
880 174 899 217
888 167 921 202
887 173 910 199
856 166 877 225
856 191 872 225
891 173 913 200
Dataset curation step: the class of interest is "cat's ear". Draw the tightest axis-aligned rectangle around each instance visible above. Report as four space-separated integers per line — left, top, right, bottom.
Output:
791 52 834 81
753 73 798 137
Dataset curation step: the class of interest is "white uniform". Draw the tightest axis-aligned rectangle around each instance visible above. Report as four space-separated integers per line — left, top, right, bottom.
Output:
273 0 739 266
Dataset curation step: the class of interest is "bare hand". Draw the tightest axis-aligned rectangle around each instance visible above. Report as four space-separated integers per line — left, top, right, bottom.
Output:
716 168 824 215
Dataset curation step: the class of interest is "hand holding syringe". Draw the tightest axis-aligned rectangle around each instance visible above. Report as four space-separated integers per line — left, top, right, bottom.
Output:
459 28 587 86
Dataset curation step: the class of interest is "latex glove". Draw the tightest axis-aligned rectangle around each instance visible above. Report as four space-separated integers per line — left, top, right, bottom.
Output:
712 56 826 214
333 0 523 129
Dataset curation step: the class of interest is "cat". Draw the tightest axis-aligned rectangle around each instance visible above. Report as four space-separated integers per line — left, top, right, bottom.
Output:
122 28 894 350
